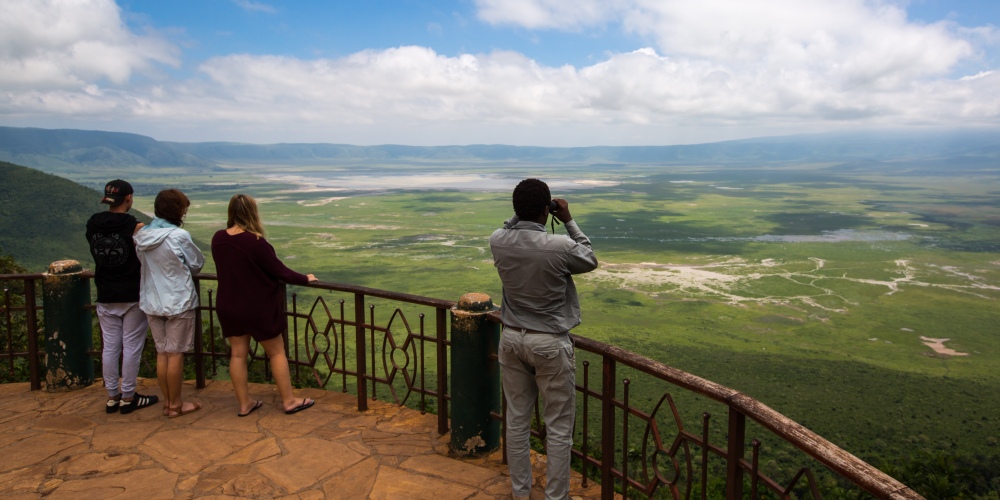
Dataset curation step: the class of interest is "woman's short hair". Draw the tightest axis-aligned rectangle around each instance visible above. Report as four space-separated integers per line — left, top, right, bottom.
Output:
512 178 551 221
227 193 265 238
154 189 190 226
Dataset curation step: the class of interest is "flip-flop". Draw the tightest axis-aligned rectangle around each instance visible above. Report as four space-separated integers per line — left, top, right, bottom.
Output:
167 402 202 418
284 398 314 415
237 400 264 417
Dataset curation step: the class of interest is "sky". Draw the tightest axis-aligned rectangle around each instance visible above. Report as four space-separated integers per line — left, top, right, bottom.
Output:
1 0 998 147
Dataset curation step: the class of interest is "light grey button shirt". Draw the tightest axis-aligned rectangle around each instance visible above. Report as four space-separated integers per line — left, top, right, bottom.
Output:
489 215 598 333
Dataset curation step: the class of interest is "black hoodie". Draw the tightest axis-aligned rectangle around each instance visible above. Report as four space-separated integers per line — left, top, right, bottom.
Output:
86 211 141 303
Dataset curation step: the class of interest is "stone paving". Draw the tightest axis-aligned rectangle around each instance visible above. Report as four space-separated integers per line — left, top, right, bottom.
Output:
0 379 606 499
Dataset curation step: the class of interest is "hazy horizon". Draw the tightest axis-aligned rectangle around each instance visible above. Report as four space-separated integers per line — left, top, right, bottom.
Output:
1 0 999 147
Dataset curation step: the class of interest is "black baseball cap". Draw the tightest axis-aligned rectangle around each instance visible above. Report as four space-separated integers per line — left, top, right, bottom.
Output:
101 179 134 205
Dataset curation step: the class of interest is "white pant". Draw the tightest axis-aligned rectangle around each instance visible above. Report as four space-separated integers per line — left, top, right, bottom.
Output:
98 302 149 398
499 328 576 500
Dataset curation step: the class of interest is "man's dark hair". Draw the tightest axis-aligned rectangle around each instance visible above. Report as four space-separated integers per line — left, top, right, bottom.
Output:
512 178 551 221
154 189 190 226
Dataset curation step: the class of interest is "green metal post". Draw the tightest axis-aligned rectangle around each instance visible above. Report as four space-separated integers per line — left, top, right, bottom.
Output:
449 292 501 456
42 260 94 391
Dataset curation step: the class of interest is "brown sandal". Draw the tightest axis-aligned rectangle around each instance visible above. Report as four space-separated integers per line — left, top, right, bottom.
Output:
167 402 202 418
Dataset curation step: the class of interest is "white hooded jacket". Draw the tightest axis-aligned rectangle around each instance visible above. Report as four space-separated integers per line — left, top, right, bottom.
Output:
134 218 205 316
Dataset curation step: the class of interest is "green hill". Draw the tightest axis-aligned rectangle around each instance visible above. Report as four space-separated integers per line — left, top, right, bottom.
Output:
0 126 216 175
0 161 152 271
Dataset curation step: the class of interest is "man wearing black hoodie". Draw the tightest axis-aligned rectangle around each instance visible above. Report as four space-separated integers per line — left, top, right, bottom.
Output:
86 180 158 414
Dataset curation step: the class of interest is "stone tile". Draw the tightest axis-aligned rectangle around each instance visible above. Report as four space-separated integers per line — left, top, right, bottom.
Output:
0 413 43 433
258 405 334 439
368 465 478 500
45 467 178 499
0 432 85 473
193 464 252 494
0 395 42 413
0 465 49 493
91 420 163 450
258 437 366 493
191 402 268 432
141 428 258 474
311 426 361 443
377 408 437 434
277 490 325 500
31 415 96 435
485 477 515 496
177 474 199 492
363 429 436 457
321 457 378 499
399 454 502 488
318 390 362 411
334 413 380 429
0 382 30 396
55 452 141 476
216 437 281 466
0 429 36 451
219 469 285 497
194 379 236 397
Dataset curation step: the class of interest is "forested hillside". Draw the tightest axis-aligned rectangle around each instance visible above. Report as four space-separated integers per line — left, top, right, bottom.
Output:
0 161 151 271
0 127 215 174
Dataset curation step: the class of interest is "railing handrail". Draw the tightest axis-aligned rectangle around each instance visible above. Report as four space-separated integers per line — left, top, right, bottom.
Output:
1 271 921 499
568 334 919 499
194 272 457 310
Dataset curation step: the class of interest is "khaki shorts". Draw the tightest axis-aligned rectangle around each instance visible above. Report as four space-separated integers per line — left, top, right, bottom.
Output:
147 309 196 353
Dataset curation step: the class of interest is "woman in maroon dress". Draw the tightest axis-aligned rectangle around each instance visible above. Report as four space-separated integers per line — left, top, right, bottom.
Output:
211 194 317 416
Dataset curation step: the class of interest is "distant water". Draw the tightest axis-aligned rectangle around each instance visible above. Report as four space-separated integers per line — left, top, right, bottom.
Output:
599 229 912 243
264 173 618 192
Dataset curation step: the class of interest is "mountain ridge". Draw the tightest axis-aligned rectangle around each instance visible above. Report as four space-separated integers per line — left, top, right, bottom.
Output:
2 126 998 174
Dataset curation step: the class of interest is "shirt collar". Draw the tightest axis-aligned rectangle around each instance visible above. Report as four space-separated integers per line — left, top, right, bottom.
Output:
513 220 546 231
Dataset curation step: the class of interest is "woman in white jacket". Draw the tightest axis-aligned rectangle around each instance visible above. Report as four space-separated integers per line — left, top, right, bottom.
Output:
135 189 205 418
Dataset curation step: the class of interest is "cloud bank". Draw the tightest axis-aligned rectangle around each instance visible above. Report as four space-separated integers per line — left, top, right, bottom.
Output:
0 0 997 145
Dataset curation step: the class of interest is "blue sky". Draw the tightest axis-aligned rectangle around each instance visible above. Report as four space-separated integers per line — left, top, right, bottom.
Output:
1 0 998 146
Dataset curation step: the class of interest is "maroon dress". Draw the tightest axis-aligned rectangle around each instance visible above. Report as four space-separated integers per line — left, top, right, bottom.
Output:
211 230 310 341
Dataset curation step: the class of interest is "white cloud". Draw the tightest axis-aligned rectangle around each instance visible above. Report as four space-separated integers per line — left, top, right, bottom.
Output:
475 0 617 30
0 0 179 90
231 0 276 14
0 0 997 145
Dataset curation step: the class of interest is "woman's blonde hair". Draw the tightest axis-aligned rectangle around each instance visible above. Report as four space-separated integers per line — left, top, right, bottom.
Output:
227 194 265 238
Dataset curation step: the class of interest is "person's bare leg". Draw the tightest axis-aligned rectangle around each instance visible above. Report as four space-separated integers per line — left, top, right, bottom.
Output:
165 352 198 413
156 352 170 407
259 336 310 411
228 335 256 414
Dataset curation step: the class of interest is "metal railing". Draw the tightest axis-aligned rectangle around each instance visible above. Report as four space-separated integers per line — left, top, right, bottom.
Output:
0 271 921 499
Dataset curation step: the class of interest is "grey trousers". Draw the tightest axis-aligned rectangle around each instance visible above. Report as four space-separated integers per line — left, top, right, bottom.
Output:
98 302 149 399
499 328 576 500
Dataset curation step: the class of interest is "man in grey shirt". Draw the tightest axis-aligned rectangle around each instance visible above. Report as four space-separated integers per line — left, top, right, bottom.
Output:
490 178 598 500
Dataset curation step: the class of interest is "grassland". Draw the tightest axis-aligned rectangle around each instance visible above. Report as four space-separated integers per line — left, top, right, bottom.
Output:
95 158 999 490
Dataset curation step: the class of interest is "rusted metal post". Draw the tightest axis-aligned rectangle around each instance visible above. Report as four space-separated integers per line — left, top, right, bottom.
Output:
449 293 500 455
193 276 205 389
354 292 368 411
25 279 40 390
42 260 93 391
601 355 616 500
436 306 449 435
726 406 747 499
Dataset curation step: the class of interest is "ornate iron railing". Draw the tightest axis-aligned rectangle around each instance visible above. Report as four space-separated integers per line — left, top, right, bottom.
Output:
192 273 453 435
0 271 921 499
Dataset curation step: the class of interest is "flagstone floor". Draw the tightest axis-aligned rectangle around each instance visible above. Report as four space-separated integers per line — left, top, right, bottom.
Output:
0 379 604 499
